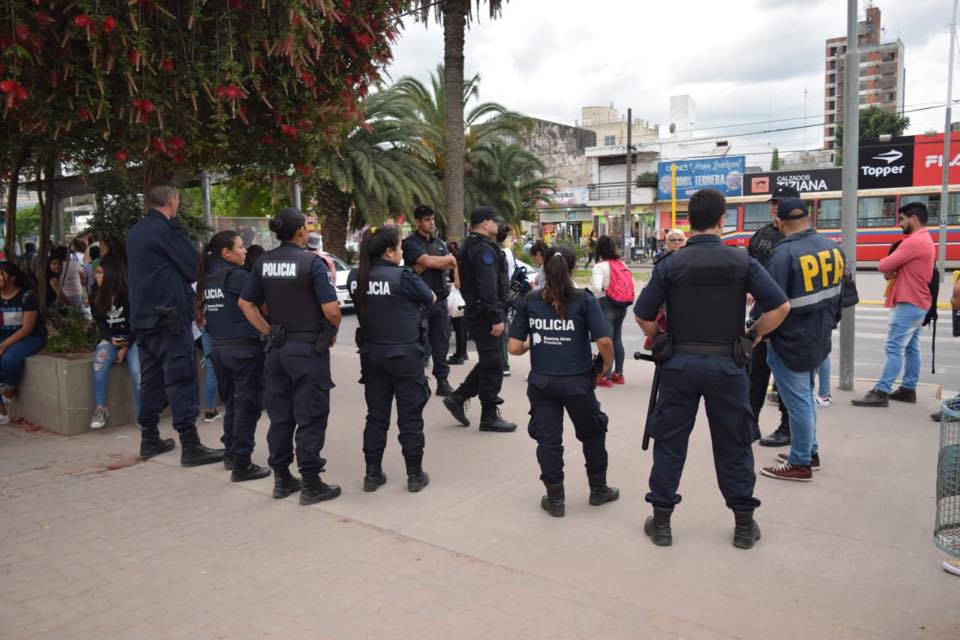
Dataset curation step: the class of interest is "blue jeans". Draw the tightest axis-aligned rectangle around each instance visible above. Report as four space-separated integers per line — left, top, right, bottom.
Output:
92 340 141 416
767 346 818 467
600 298 626 376
876 302 926 393
817 356 831 398
200 330 218 409
0 335 45 389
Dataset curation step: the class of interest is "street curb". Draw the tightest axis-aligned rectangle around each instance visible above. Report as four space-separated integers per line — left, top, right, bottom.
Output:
859 300 951 309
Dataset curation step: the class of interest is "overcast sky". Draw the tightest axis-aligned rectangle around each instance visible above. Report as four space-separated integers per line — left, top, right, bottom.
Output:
384 0 957 164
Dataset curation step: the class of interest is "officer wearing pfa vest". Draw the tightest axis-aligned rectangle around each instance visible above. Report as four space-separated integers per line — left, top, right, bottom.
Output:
634 188 790 549
401 205 457 397
442 207 516 433
239 208 342 506
507 245 619 518
197 230 270 483
127 181 225 467
749 184 799 448
348 225 436 493
759 197 845 484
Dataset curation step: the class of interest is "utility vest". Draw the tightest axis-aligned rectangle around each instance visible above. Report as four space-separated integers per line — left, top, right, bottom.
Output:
459 233 509 318
203 263 257 341
349 263 423 346
256 243 325 333
666 244 749 347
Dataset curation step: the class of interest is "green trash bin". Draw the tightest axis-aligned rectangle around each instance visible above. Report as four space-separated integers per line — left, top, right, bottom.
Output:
935 397 960 559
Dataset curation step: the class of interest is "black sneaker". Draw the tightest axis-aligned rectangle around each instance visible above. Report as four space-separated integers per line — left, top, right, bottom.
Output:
479 417 517 433
888 387 917 403
851 388 889 407
443 395 470 427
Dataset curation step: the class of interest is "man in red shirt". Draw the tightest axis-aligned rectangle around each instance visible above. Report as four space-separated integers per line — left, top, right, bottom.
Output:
853 202 936 407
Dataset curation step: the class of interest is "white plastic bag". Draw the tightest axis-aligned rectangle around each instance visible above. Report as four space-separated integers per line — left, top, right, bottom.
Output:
447 287 465 318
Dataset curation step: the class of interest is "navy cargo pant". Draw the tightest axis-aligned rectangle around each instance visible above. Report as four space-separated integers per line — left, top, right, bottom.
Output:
264 340 334 473
361 344 431 463
137 326 199 437
646 353 761 512
526 373 609 484
455 316 504 416
211 341 264 456
422 298 451 380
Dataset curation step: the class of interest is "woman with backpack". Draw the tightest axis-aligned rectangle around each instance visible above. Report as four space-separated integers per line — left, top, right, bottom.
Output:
590 235 634 387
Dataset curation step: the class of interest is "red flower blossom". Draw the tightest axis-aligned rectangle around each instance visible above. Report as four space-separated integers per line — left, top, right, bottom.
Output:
113 149 128 163
166 134 185 150
280 124 297 138
215 84 245 100
77 108 92 121
0 79 29 108
128 49 143 66
101 16 117 34
32 11 55 25
15 24 30 42
160 58 176 73
132 98 155 122
73 14 97 35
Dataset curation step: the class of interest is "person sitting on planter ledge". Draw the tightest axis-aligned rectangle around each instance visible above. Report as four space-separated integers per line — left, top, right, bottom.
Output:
0 261 46 425
90 258 140 430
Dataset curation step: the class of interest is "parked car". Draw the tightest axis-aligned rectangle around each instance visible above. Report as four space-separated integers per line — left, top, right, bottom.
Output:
325 253 353 309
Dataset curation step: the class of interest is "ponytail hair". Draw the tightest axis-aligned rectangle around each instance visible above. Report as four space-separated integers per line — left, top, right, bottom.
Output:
196 230 240 310
542 245 576 319
355 225 400 315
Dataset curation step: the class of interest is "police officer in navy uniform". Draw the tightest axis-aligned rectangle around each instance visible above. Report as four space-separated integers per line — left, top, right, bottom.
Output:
401 205 457 397
349 226 436 493
239 208 343 505
196 230 270 482
127 181 224 466
442 207 516 433
507 245 619 517
748 185 799 447
634 188 790 549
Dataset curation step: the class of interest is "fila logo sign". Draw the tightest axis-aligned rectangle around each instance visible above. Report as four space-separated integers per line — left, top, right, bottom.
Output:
924 153 960 168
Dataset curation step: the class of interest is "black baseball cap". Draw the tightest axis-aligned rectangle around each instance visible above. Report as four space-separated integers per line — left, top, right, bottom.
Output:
470 206 502 226
767 185 800 202
776 197 809 220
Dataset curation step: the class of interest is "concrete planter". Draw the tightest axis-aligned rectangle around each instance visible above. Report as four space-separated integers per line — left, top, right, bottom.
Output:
13 352 139 436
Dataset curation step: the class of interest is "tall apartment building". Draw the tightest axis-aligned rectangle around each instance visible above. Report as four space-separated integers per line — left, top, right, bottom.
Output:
823 3 905 151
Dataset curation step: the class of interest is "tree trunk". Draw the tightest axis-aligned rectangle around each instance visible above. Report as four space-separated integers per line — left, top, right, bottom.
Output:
4 142 30 260
442 0 468 243
315 181 351 260
37 153 57 310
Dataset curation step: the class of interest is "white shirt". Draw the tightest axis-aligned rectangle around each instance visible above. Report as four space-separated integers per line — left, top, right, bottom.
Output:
590 261 611 298
503 247 517 277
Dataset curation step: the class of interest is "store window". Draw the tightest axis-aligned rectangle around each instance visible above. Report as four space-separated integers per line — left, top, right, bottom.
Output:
743 203 770 231
603 135 616 146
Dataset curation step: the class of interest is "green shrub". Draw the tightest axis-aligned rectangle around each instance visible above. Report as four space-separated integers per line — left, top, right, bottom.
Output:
44 307 97 354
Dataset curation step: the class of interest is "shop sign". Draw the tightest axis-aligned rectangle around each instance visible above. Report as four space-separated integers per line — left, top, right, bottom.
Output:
912 132 960 187
857 135 914 189
657 156 745 200
745 168 841 195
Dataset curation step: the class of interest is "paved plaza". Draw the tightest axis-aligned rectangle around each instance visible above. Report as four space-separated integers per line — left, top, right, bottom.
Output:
1 344 958 639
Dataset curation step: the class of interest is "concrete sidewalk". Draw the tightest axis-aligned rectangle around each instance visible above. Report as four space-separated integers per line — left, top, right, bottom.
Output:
1 344 958 639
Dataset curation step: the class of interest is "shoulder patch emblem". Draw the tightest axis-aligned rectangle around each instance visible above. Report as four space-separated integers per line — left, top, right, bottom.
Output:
481 251 495 265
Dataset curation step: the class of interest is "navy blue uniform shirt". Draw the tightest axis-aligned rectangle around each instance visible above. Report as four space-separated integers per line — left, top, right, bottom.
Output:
126 209 199 331
509 288 609 376
240 246 338 306
401 232 450 295
203 258 259 341
634 234 787 321
764 228 844 371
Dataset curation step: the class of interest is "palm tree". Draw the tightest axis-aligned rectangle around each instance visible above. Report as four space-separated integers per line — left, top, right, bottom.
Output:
414 1 508 242
469 141 556 232
312 94 441 259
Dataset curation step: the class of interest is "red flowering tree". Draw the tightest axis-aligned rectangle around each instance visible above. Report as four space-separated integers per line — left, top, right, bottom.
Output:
1 0 408 261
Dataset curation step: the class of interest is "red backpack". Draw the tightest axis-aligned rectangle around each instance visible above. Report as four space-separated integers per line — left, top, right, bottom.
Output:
604 259 635 307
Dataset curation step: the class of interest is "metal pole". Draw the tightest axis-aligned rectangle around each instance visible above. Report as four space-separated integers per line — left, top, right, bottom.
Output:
200 171 212 231
293 180 302 210
624 108 633 258
839 0 860 391
939 0 958 285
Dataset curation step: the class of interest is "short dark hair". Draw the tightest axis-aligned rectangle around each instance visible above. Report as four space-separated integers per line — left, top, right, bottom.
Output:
529 240 549 258
146 181 178 208
899 201 929 225
688 189 726 231
413 204 434 219
24 242 35 252
596 235 619 260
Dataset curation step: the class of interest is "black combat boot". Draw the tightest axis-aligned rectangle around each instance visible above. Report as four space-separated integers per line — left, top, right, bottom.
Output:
759 422 791 447
587 471 620 506
540 482 565 517
363 460 387 492
230 454 271 482
178 429 226 467
435 377 454 397
442 392 470 427
405 455 430 493
223 447 235 471
479 406 517 433
139 427 175 460
300 470 342 505
272 466 302 499
732 510 762 550
644 506 673 546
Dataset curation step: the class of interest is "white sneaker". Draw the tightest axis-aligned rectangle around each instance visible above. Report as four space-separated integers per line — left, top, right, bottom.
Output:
0 413 9 426
90 406 109 429
816 395 831 407
203 409 223 423
944 559 960 576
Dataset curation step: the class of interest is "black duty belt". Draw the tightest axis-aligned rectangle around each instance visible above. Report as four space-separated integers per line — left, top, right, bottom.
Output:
286 330 320 343
675 343 732 356
212 337 261 347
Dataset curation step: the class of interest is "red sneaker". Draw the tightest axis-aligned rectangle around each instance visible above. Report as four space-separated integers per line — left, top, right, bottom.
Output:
596 375 613 388
611 373 625 385
777 452 820 471
760 461 812 482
